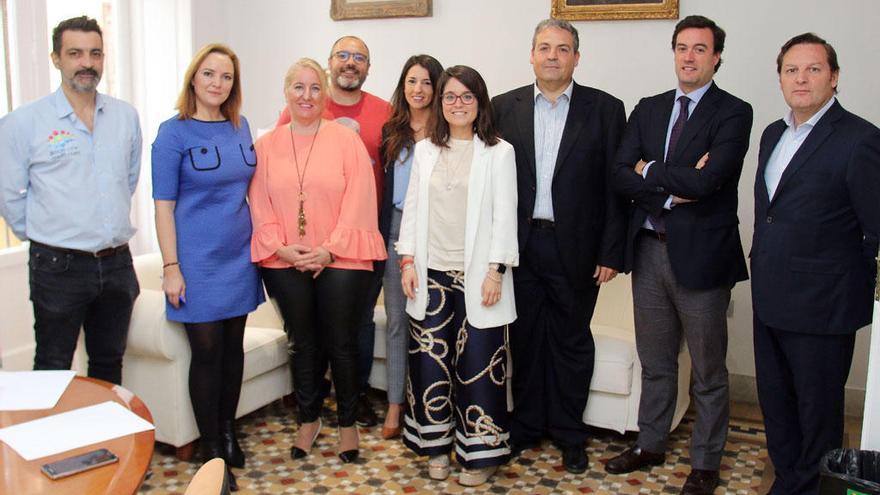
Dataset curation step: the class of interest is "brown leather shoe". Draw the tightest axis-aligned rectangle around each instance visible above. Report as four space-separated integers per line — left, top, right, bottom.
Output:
381 425 402 439
680 469 719 495
605 445 665 474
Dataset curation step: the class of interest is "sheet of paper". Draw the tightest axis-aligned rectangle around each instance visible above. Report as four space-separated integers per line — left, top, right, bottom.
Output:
0 370 76 411
0 401 155 460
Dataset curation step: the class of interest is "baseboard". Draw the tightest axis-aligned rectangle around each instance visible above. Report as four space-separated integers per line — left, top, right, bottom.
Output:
729 373 866 417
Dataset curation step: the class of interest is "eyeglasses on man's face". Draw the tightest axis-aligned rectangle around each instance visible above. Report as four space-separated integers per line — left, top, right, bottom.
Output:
441 92 476 105
333 51 368 64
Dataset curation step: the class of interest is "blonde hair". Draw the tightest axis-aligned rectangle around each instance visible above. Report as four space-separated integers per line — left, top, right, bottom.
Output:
175 43 242 127
283 57 328 96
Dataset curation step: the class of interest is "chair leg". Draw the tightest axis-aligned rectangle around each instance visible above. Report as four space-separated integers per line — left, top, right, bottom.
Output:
176 441 196 461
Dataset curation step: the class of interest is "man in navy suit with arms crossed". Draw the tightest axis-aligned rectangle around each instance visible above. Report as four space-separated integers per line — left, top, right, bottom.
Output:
751 33 880 495
608 15 753 495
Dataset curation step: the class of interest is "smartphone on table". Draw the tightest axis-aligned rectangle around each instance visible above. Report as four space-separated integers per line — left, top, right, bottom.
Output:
40 448 119 480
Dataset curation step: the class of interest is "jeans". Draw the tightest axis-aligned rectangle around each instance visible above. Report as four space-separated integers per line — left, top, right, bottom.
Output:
29 242 140 384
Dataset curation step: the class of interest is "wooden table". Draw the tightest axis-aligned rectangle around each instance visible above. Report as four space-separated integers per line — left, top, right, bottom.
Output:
0 376 155 495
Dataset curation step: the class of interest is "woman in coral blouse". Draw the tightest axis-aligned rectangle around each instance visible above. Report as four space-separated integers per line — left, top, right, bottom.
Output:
248 58 386 463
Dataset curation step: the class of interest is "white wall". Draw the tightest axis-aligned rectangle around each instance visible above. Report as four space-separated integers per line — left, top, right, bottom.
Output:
195 0 876 395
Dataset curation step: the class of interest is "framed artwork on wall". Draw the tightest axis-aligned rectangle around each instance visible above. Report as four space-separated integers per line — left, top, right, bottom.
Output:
330 0 432 20
551 0 679 21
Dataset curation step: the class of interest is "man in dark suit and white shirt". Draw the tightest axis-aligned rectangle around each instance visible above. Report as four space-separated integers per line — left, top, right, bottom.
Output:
751 33 880 495
492 18 626 474
607 15 753 495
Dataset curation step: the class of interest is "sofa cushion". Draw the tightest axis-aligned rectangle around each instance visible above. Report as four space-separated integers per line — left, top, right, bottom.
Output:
589 324 635 395
242 327 289 382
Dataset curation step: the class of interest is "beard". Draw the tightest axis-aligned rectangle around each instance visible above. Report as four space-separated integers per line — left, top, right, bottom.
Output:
68 69 101 92
333 64 364 91
334 73 363 91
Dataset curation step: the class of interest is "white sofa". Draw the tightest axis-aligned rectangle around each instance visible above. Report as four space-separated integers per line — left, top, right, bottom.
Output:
124 252 687 455
122 253 292 455
369 273 691 434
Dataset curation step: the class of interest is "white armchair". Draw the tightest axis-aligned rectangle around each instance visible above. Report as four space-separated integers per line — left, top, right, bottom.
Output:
122 253 292 457
368 273 690 435
584 273 691 433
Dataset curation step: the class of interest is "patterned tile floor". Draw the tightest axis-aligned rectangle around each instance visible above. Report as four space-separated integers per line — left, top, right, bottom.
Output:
139 400 768 494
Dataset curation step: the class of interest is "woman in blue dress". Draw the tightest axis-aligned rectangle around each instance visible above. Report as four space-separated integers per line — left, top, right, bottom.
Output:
152 44 263 491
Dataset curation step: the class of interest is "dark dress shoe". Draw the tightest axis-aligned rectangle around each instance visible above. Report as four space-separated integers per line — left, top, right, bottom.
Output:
561 446 588 474
680 469 719 495
355 395 379 427
510 438 540 458
338 449 360 463
220 420 245 468
605 445 665 474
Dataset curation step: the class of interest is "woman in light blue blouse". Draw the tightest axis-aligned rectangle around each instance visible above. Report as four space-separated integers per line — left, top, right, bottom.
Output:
152 44 262 491
377 54 443 440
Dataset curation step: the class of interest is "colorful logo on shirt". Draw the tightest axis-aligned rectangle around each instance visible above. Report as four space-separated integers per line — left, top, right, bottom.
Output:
46 130 77 158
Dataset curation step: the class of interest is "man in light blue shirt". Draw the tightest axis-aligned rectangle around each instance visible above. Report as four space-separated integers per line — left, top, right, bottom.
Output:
751 33 880 495
0 16 141 385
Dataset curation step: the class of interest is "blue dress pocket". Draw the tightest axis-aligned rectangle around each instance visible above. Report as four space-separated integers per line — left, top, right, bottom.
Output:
188 145 221 171
239 143 257 167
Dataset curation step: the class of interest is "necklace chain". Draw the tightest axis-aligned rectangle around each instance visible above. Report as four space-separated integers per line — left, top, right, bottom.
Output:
289 120 322 238
444 140 473 191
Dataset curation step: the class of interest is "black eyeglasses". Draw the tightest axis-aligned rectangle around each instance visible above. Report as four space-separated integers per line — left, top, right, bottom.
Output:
441 92 476 105
333 51 368 64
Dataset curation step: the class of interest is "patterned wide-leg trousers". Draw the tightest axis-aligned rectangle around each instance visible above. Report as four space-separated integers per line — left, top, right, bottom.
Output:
403 269 511 469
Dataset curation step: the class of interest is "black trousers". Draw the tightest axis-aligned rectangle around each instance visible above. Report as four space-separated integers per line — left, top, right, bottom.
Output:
754 316 856 495
509 227 598 447
261 267 369 427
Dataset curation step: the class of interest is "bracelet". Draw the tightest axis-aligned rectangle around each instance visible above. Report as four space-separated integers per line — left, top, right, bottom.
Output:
399 258 415 270
402 264 414 271
486 271 502 283
163 261 179 269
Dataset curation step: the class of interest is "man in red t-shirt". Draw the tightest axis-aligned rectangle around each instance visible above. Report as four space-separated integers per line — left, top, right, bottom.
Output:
276 36 391 427
276 36 390 205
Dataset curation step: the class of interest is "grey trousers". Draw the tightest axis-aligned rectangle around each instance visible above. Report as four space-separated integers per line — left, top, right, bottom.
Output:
632 233 730 470
382 208 408 404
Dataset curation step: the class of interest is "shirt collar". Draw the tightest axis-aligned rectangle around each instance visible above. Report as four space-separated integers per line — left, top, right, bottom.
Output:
52 86 106 119
534 80 574 104
674 80 713 106
783 96 836 130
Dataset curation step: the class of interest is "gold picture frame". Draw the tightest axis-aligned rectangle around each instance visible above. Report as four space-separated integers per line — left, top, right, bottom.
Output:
330 0 432 21
551 0 679 21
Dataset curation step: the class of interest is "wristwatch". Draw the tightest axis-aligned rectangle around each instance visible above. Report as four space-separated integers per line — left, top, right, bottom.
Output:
494 264 507 274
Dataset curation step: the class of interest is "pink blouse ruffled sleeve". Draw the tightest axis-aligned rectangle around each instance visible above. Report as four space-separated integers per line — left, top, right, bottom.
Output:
322 130 387 262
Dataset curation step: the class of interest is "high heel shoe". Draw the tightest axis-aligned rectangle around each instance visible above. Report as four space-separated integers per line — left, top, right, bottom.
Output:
290 418 322 460
337 426 360 463
220 420 245 468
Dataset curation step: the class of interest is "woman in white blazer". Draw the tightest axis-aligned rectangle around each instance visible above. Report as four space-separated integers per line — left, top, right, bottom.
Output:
396 65 518 487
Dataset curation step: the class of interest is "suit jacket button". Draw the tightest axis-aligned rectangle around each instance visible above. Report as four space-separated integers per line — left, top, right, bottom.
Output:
766 216 773 224
531 186 536 191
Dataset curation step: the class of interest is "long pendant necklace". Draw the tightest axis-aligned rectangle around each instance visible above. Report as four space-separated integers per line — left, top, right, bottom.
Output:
289 120 321 238
444 140 473 191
